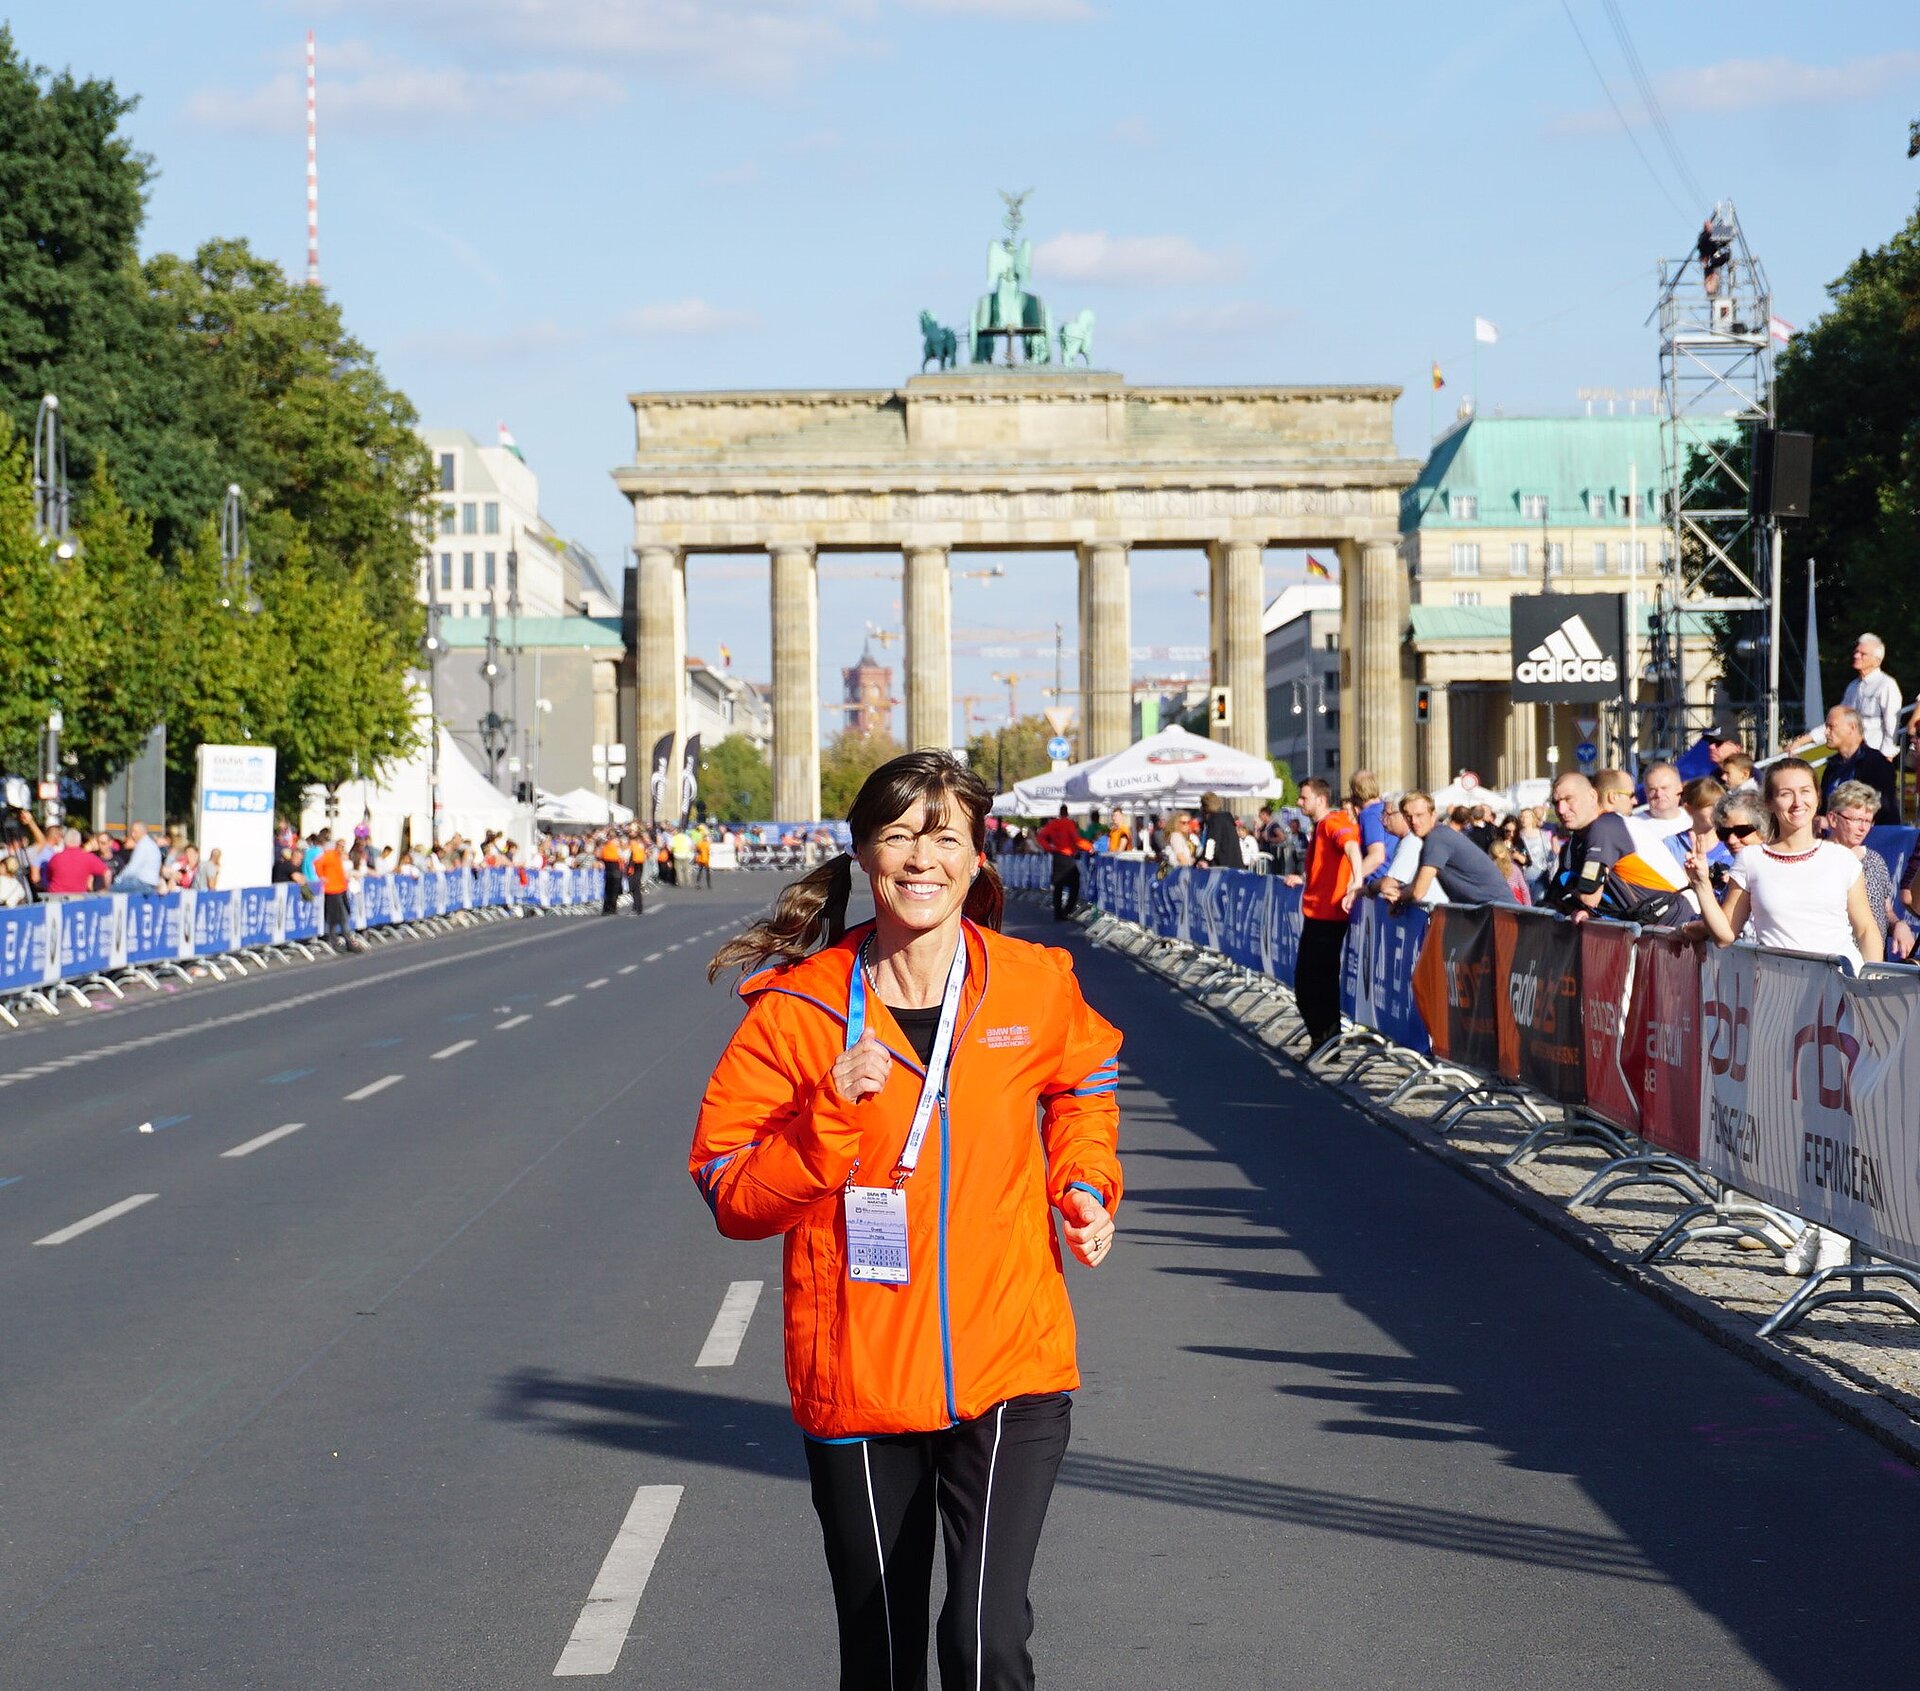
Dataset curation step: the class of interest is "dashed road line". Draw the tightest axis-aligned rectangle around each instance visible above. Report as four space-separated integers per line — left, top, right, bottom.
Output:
547 994 577 1008
0 1176 22 1191
344 1074 403 1102
617 965 638 975
695 1280 763 1368
431 1040 476 1061
497 1015 530 1031
222 1123 305 1159
584 978 608 990
34 1193 159 1246
642 953 662 963
552 1485 684 1677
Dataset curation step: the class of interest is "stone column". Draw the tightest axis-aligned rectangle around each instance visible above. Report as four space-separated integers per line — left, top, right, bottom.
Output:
770 543 821 820
1206 541 1267 780
1355 541 1409 792
1076 542 1131 760
1335 539 1359 783
902 545 952 751
1426 683 1452 791
633 544 685 825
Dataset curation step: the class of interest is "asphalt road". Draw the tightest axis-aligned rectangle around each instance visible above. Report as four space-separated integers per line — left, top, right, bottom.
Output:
2 879 1915 1689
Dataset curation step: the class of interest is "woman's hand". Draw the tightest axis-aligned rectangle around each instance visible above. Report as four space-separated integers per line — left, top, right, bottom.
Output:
1683 849 1715 894
1059 1187 1116 1268
829 1028 892 1105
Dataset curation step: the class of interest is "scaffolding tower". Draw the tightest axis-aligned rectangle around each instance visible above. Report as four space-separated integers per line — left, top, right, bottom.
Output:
1649 199 1777 754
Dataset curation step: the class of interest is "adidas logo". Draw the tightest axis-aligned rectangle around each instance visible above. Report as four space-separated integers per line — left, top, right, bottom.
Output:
1515 614 1618 685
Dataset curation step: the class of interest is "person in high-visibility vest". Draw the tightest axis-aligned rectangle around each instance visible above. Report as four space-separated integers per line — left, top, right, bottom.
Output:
597 833 624 915
625 832 647 915
693 829 713 890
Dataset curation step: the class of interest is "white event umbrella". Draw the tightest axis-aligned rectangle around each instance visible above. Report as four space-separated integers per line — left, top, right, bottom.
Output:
1067 725 1282 805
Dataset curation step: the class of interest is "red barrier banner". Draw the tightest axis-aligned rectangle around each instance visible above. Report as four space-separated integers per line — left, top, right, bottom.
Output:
1498 909 1586 1104
1632 929 1704 1161
1578 921 1640 1133
1411 905 1498 1073
1412 908 1453 1061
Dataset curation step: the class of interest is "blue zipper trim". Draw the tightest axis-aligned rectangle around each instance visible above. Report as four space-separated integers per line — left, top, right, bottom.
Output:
1066 1179 1107 1206
938 1090 956 1425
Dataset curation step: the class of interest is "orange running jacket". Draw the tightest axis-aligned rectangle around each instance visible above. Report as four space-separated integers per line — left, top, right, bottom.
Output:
690 919 1122 1439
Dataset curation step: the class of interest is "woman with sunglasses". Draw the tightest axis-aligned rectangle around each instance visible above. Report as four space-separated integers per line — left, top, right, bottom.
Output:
1825 779 1915 960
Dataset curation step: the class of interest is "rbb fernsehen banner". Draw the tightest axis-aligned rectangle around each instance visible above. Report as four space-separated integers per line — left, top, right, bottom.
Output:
1509 593 1627 704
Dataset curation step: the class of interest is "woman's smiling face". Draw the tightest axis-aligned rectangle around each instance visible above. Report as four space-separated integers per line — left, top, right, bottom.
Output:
858 796 977 937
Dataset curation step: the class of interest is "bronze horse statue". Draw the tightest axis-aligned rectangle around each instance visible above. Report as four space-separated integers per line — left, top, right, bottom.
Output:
920 310 958 371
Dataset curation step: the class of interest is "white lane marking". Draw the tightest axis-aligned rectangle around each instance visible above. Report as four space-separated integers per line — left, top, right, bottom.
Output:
34 1193 160 1246
0 920 583 1093
547 994 577 1008
642 952 662 963
345 1074 403 1102
497 1014 530 1030
617 965 638 975
694 1279 763 1368
584 977 608 990
222 1123 305 1159
665 943 683 953
552 1484 684 1677
431 1040 476 1061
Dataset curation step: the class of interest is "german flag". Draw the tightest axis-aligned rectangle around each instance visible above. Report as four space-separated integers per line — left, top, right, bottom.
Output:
1304 556 1330 580
1431 362 1445 391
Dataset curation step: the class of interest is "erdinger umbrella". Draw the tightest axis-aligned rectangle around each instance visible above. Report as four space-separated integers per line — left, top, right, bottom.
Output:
1005 753 1111 814
1067 726 1283 804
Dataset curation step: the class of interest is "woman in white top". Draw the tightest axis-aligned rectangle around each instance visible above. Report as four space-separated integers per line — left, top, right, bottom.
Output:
1685 758 1881 971
1685 757 1882 1278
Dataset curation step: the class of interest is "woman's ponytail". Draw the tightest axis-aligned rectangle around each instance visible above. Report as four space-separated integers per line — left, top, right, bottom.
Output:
708 851 855 980
963 859 1004 932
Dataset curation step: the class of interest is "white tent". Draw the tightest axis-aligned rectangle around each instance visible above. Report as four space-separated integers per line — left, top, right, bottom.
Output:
999 755 1108 816
300 693 529 848
1067 725 1284 806
537 786 634 827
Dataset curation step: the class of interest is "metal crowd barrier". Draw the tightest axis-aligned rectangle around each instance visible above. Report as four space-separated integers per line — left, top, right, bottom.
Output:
1027 854 1920 1348
0 867 603 1027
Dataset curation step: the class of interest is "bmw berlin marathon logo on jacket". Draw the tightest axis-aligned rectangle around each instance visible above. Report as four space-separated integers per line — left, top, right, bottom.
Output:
1508 593 1629 704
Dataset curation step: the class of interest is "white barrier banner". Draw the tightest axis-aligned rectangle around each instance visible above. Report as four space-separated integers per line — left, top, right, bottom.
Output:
1699 945 1920 1264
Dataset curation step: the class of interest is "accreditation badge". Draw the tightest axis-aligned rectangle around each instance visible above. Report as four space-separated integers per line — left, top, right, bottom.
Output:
845 1186 910 1285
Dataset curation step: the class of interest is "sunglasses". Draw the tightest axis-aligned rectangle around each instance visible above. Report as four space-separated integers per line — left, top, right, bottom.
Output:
1715 824 1760 842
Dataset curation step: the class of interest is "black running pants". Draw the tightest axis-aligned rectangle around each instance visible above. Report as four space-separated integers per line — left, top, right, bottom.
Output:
1294 914 1348 1049
804 1392 1071 1691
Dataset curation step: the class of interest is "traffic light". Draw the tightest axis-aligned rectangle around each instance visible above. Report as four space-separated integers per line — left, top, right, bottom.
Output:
1414 683 1432 725
1209 685 1232 728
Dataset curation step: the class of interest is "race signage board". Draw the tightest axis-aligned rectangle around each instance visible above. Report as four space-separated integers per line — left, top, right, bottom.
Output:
1509 594 1627 704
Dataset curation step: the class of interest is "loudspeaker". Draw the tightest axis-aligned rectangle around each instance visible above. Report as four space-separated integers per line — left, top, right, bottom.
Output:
1750 428 1813 519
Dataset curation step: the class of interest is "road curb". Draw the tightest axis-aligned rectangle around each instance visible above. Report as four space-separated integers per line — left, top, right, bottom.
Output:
1052 900 1920 1470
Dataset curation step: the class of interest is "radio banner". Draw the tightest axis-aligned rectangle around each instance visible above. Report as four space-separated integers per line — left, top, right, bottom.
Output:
1578 920 1641 1133
1634 929 1705 1161
1495 909 1585 1103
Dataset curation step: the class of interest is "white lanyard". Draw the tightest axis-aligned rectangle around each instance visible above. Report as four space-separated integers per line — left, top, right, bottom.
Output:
845 931 968 1185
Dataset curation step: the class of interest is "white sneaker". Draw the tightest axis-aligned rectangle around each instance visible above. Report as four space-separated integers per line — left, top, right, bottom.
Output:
1782 1226 1820 1278
1814 1228 1854 1274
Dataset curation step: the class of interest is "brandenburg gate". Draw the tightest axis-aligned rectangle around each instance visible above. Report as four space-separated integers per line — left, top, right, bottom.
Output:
615 369 1419 819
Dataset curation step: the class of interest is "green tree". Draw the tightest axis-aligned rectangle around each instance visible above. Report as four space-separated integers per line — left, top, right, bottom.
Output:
698 733 772 821
820 726 902 818
144 241 434 622
1773 198 1920 700
964 715 1053 791
60 467 176 785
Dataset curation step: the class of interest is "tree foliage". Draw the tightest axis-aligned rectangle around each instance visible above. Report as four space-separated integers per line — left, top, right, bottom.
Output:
964 715 1054 790
821 727 903 819
1774 197 1920 701
698 734 772 821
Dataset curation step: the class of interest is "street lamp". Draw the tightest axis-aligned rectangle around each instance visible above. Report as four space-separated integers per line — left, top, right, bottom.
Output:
218 482 261 613
479 598 511 786
592 742 627 824
421 574 444 847
1289 674 1328 781
31 394 73 558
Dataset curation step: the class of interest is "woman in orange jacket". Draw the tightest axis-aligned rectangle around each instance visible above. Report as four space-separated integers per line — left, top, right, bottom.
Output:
694 751 1122 1691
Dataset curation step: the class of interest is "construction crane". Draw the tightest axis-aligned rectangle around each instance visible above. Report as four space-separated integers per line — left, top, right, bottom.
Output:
988 670 1055 723
958 562 1006 583
863 621 900 649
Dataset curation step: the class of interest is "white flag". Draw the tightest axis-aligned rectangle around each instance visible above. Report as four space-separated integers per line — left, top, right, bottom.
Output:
1768 315 1795 344
1474 316 1500 345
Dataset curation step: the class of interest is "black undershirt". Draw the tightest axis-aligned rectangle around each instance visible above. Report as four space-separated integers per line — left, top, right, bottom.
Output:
886 1004 942 1066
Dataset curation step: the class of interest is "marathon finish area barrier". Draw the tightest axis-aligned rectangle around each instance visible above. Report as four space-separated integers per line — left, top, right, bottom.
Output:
1053 848 1920 1344
0 868 601 1023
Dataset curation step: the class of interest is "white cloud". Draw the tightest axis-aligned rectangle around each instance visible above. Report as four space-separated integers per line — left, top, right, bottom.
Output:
1107 114 1156 146
618 298 764 336
1556 50 1920 133
1034 231 1247 288
1111 301 1289 342
185 48 622 134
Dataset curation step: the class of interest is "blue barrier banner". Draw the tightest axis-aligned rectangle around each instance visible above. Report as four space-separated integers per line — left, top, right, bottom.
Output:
363 876 395 928
286 884 322 941
388 875 420 924
190 889 237 958
1222 872 1269 972
239 886 282 947
56 896 120 978
1337 897 1433 1054
0 905 47 992
1269 879 1303 983
125 894 186 967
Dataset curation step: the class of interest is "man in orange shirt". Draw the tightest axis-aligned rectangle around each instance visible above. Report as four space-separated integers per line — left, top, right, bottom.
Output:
1036 804 1084 921
598 832 625 915
1282 777 1364 1054
314 832 354 950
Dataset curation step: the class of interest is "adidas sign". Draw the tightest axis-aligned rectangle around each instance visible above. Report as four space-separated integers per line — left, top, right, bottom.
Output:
1515 614 1617 686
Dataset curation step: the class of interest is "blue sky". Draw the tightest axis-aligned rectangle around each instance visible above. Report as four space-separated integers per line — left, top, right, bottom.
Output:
15 2 1919 740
